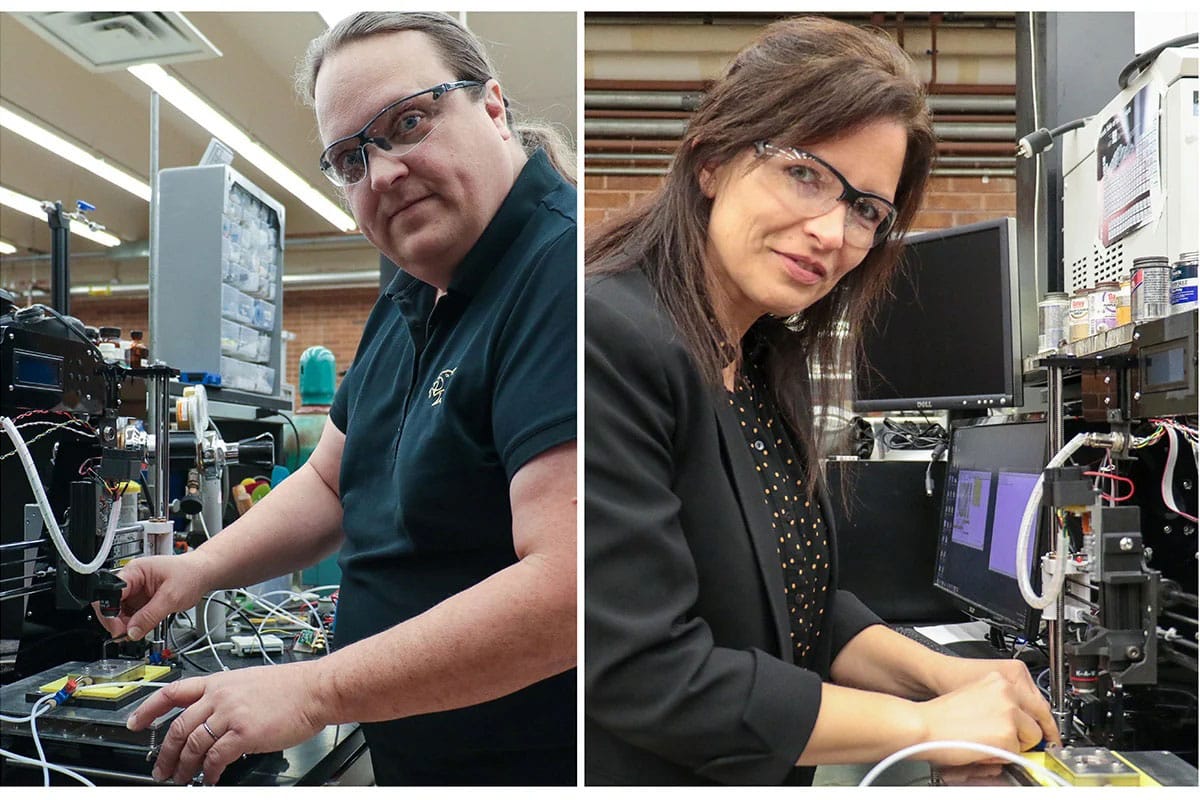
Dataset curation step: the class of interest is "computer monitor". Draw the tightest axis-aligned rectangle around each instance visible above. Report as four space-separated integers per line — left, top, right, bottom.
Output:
933 419 1046 632
854 217 1023 412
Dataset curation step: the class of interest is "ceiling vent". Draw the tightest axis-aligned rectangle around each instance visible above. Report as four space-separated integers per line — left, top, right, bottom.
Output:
12 12 221 72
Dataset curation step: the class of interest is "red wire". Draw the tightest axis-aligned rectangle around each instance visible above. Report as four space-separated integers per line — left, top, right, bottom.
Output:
1083 470 1136 503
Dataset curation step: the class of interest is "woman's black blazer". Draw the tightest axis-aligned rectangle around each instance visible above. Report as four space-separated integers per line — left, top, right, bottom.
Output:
585 268 882 785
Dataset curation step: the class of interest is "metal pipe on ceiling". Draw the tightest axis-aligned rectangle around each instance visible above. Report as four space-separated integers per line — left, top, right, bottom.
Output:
584 118 1015 140
584 165 1014 178
586 13 1016 28
19 269 383 299
585 153 1017 169
586 79 1015 95
587 153 676 162
0 233 370 265
585 90 1015 114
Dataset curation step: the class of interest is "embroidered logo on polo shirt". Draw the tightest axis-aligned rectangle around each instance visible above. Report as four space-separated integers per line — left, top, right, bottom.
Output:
428 368 456 406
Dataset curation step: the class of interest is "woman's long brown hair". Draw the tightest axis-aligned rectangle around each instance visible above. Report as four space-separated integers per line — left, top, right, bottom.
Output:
586 16 937 499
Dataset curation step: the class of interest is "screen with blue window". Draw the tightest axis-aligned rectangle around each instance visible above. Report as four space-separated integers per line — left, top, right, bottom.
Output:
934 420 1046 631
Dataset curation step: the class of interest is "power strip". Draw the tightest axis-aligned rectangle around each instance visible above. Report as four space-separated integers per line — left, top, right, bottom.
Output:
229 634 285 657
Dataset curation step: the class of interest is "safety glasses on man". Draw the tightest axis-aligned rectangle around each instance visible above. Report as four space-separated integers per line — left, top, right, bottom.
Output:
318 80 483 187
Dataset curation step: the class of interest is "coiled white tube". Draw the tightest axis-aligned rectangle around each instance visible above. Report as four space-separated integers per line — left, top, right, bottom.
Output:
2 416 121 574
1016 433 1091 610
859 740 1070 787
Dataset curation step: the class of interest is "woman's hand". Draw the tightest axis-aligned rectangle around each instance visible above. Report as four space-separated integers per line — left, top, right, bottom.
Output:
915 670 1058 765
931 656 1059 747
126 661 328 784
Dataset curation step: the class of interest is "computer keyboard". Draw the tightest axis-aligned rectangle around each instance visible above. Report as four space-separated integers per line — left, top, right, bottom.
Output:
893 625 1008 660
894 625 958 657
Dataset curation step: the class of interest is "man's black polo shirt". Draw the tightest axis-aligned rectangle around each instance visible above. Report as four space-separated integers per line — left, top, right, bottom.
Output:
329 149 576 773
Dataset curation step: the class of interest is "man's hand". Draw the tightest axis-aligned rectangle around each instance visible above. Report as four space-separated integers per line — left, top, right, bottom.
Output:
95 552 214 641
127 661 327 784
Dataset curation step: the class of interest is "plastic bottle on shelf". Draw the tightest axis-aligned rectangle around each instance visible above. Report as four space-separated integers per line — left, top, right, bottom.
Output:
97 326 125 364
128 330 149 368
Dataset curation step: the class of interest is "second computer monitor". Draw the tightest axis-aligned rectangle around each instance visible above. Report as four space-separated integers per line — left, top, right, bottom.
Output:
934 419 1046 632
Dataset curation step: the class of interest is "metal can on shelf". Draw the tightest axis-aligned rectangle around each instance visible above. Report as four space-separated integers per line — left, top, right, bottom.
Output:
1169 251 1198 315
1037 292 1069 352
1115 278 1131 327
1088 281 1120 335
1131 255 1171 322
1067 288 1091 343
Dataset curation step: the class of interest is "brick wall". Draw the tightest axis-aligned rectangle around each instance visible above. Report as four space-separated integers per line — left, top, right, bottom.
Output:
70 286 379 407
584 173 1016 234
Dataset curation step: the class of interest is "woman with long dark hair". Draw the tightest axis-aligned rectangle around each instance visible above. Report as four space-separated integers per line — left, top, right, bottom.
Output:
585 16 1057 785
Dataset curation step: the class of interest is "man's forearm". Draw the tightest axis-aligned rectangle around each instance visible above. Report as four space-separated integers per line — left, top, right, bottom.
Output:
307 548 575 725
188 460 344 591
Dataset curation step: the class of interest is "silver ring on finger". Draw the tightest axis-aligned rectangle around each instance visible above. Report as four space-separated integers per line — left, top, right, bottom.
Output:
202 721 220 742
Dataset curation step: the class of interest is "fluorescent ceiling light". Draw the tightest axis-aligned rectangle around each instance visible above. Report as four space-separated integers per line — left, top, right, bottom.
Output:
0 185 122 247
0 105 152 201
127 63 357 232
0 239 17 255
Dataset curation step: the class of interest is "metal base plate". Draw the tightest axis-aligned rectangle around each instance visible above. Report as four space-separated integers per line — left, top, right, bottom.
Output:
0 660 182 775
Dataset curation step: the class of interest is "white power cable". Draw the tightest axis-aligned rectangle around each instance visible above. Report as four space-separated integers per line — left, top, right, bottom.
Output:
1 416 121 574
195 509 211 540
1027 11 1043 301
237 588 325 662
29 694 52 786
0 747 95 787
3 678 199 785
243 589 323 631
1016 433 1091 609
858 740 1070 787
180 641 235 657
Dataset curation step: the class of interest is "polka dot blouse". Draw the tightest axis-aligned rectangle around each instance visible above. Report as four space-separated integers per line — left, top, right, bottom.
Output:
728 359 830 668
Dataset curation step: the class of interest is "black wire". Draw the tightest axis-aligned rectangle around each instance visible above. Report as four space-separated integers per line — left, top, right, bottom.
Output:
880 418 948 451
165 612 215 673
1118 33 1198 89
27 304 105 359
257 409 301 470
201 595 277 665
1048 118 1087 138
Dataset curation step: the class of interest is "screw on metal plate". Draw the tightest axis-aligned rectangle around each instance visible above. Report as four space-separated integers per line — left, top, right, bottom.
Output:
1119 537 1134 551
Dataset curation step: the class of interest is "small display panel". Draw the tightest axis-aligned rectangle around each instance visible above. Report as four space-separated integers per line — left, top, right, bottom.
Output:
1142 343 1187 390
13 349 63 389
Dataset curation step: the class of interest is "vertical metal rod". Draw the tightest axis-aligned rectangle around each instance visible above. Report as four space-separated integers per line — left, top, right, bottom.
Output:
151 370 171 649
149 91 160 360
47 201 71 315
154 373 170 523
1046 362 1068 736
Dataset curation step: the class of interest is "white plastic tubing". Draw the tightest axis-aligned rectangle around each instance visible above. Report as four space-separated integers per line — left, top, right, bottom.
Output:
1015 432 1091 610
1 416 120 574
859 740 1070 787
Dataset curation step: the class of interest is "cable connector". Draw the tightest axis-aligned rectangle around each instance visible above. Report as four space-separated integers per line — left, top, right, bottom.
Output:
1017 128 1054 158
925 442 948 497
50 678 80 707
1016 118 1089 159
1083 431 1128 453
